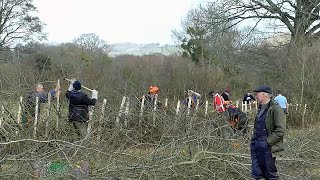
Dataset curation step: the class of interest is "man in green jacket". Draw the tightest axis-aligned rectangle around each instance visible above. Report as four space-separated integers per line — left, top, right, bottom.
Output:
251 85 286 180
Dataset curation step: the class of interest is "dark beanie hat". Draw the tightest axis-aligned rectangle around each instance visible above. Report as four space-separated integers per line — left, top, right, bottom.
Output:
73 81 82 90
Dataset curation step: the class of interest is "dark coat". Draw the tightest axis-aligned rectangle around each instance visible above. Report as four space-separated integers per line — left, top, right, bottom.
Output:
141 93 163 109
221 92 230 101
66 90 96 122
243 94 255 104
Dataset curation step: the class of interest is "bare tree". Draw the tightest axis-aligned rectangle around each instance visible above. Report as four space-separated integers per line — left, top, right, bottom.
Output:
0 0 45 48
174 2 252 80
73 33 110 54
216 0 320 45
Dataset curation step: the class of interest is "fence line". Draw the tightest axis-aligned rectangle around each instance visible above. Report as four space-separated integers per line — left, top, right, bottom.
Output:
0 95 309 140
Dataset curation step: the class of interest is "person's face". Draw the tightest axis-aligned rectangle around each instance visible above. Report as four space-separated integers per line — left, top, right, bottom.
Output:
151 91 159 96
255 92 270 104
36 85 44 93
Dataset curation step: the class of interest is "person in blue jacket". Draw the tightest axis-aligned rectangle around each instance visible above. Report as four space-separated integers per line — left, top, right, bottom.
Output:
274 90 289 114
181 90 201 108
24 83 60 126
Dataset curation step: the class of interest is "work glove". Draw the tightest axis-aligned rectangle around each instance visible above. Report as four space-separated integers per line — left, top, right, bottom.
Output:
70 78 76 84
91 90 98 99
68 78 76 91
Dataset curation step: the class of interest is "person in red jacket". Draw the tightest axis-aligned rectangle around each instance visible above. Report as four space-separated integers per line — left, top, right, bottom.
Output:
209 90 225 113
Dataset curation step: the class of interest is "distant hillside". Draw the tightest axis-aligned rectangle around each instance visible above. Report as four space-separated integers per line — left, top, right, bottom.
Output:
109 42 180 56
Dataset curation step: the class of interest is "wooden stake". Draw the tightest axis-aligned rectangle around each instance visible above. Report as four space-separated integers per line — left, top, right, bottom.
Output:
45 93 51 138
255 101 258 110
153 95 158 126
56 79 60 129
205 100 208 116
33 97 39 139
244 101 248 112
302 104 307 127
140 95 145 117
97 99 107 141
241 102 244 111
87 106 95 138
116 96 126 126
175 100 181 116
125 98 130 127
164 97 168 115
187 96 192 117
0 104 4 128
125 98 130 116
195 98 200 113
139 95 145 124
17 96 23 125
165 98 168 108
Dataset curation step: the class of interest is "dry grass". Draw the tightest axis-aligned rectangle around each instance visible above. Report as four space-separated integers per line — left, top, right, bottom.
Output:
0 100 319 179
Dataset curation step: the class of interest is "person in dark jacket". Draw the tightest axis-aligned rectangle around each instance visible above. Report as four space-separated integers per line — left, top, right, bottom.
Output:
221 88 231 101
251 85 286 180
66 79 98 140
226 104 248 135
141 86 163 109
243 91 255 104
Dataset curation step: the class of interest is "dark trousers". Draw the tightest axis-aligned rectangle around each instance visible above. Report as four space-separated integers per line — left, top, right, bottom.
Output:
251 139 278 180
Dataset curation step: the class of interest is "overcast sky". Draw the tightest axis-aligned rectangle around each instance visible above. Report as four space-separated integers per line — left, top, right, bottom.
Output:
34 0 203 45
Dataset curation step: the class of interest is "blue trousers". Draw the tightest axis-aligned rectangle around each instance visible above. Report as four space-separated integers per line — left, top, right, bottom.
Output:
251 139 278 180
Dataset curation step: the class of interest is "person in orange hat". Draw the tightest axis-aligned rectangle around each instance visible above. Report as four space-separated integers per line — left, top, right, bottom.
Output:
141 86 162 109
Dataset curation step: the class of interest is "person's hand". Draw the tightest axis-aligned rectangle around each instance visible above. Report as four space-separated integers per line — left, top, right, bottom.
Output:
68 78 76 91
68 84 73 91
71 78 76 84
92 90 98 99
55 84 61 92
